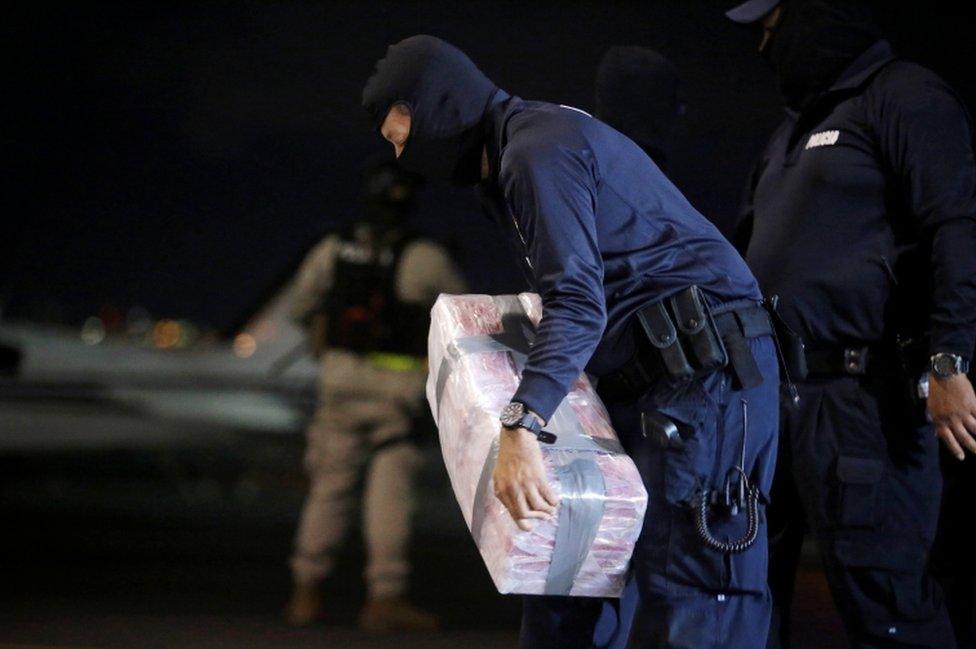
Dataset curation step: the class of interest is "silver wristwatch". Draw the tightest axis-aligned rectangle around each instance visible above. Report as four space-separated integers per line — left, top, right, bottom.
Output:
930 352 970 379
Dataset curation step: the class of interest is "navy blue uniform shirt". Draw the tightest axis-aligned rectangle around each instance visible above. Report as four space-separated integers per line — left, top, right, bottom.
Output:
481 95 760 422
738 40 976 360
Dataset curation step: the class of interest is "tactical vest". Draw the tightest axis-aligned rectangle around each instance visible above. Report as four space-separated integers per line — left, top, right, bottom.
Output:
322 234 429 357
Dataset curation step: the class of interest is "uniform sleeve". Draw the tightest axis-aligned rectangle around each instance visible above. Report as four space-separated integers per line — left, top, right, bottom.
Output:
500 144 607 422
874 72 976 360
288 237 339 325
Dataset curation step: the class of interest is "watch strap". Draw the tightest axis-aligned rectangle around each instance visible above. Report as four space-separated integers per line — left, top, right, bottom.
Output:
518 412 557 444
500 402 557 444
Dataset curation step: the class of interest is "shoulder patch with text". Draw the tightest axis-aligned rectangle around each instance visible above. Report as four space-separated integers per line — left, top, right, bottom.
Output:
805 130 840 149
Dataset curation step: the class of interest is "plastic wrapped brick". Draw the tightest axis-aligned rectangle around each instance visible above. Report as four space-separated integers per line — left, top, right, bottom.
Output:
427 293 648 597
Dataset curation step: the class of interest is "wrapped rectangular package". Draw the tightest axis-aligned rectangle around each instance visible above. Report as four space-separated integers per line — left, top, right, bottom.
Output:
427 293 648 597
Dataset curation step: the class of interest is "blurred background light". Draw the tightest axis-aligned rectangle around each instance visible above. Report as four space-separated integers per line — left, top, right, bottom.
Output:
233 332 257 358
80 316 106 345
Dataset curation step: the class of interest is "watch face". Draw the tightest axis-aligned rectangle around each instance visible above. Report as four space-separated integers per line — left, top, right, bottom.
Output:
500 402 525 427
933 353 961 377
934 355 952 376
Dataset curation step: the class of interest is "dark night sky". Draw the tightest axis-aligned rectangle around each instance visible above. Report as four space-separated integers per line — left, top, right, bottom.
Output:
6 1 974 334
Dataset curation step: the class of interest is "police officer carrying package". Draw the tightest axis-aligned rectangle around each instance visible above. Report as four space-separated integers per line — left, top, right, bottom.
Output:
285 158 466 632
364 35 781 648
726 0 976 646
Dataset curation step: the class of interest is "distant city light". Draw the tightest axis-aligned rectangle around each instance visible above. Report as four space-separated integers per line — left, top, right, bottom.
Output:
152 319 182 349
233 333 257 358
81 316 106 345
99 303 124 331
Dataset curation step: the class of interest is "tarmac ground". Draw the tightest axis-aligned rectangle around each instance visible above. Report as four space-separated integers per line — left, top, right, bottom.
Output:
0 434 846 648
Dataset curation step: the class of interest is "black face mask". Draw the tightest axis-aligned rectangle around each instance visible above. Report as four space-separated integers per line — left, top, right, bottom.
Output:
595 46 680 169
763 0 880 110
362 35 500 186
396 120 486 186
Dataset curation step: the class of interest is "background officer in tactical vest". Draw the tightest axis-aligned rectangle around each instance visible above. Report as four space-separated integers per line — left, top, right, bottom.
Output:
285 158 466 632
727 1 976 646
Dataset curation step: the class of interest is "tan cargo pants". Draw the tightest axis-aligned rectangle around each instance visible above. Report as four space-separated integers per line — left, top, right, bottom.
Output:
290 350 426 598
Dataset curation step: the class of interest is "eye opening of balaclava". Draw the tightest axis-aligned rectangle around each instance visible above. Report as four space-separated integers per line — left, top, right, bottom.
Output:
595 45 681 168
362 35 501 186
762 0 881 110
380 100 412 135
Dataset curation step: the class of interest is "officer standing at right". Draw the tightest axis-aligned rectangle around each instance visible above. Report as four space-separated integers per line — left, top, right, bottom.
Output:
726 0 976 647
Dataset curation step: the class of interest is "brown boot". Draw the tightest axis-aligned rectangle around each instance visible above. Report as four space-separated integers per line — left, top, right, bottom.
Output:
284 582 326 627
358 596 440 634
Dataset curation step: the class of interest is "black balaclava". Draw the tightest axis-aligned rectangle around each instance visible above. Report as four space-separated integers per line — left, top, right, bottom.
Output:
362 35 500 186
764 0 881 110
595 46 680 168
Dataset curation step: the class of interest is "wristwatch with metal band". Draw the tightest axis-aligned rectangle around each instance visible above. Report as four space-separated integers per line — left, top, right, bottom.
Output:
930 352 970 379
499 402 556 444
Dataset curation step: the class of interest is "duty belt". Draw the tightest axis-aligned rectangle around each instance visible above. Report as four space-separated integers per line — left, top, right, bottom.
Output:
600 301 773 404
804 345 900 378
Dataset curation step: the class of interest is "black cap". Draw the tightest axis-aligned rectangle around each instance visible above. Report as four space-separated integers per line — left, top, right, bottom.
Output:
725 0 781 23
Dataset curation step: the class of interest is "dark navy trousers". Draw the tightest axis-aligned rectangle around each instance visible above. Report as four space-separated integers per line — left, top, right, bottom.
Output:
520 334 780 648
766 375 956 648
932 448 976 649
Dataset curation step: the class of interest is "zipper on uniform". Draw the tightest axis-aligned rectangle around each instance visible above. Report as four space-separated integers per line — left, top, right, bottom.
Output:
511 215 534 271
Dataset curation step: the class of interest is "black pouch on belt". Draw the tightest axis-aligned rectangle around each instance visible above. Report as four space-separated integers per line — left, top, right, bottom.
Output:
635 286 730 385
670 286 728 374
635 300 695 384
763 295 808 381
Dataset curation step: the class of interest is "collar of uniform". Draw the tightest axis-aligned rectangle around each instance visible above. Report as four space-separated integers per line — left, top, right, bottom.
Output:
482 91 521 184
826 39 897 94
786 40 896 119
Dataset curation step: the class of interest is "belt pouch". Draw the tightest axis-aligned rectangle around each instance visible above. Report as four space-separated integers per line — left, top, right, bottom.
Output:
636 300 694 384
670 286 728 374
764 296 808 380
